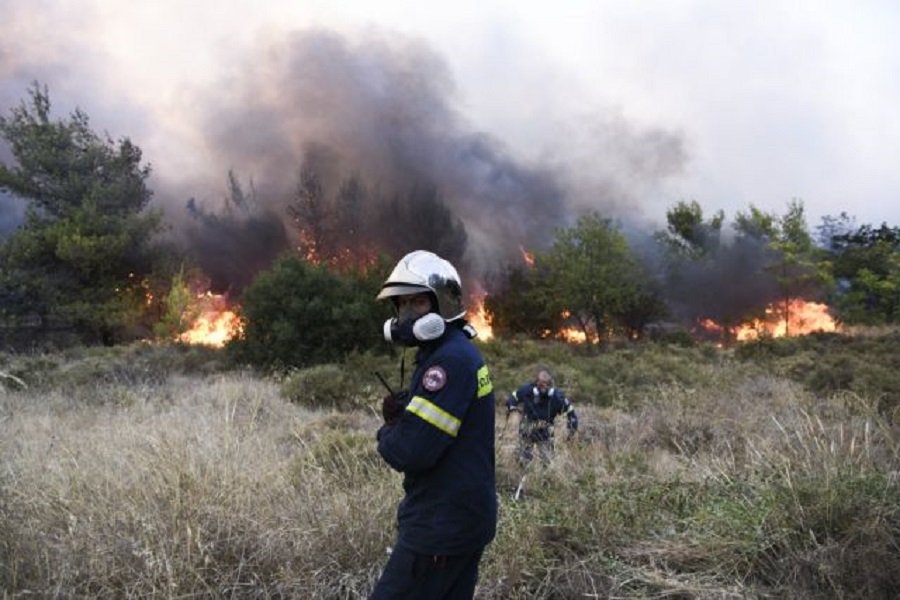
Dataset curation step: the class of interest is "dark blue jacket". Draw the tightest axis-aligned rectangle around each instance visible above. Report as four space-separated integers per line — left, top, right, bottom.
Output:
507 382 578 441
377 325 497 555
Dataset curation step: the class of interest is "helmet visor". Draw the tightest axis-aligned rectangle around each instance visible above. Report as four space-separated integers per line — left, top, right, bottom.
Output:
376 283 432 301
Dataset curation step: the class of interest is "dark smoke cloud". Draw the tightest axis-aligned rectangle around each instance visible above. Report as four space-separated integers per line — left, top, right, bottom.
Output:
161 28 575 288
3 21 694 307
663 236 782 327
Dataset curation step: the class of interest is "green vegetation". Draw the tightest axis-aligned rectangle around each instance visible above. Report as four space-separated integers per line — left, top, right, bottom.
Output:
0 83 176 347
542 212 666 341
735 331 900 413
826 219 900 324
2 84 899 358
225 254 391 369
487 213 668 342
2 335 898 598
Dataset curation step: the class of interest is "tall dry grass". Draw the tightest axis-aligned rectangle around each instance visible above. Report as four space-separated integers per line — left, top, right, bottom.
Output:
0 373 395 597
487 375 900 598
2 341 899 598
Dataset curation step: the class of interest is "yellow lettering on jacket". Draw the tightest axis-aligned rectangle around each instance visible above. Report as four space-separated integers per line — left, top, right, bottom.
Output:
476 365 493 398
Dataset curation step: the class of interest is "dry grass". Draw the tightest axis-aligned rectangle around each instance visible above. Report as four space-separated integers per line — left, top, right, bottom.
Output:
2 342 899 598
486 373 900 599
0 373 394 597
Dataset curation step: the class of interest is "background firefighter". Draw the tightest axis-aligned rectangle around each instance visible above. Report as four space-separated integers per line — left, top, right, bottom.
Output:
506 369 578 466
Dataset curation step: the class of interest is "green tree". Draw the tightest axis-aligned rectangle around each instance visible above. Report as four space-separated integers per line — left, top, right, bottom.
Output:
483 263 564 339
766 200 835 334
655 199 724 259
152 267 197 341
827 222 900 324
542 212 664 344
0 83 171 345
227 254 390 369
733 204 778 241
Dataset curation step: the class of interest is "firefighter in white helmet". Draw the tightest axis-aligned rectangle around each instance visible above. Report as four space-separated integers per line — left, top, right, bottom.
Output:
370 250 497 600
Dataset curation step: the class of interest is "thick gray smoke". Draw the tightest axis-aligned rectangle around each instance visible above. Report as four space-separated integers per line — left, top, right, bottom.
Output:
662 236 783 328
4 22 789 327
163 27 694 298
162 28 575 289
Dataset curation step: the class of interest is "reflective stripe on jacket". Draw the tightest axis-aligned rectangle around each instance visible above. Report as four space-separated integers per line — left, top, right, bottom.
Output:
377 326 497 555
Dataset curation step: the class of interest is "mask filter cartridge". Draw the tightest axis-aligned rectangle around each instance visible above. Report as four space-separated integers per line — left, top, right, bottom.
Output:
383 313 446 346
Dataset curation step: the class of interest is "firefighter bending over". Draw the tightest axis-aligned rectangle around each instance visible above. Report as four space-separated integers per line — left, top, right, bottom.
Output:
506 369 578 466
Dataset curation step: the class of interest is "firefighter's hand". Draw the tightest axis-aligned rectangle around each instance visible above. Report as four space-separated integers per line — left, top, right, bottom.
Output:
381 390 409 425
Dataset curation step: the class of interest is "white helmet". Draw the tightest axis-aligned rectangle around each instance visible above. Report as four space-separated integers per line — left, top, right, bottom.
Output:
376 250 466 321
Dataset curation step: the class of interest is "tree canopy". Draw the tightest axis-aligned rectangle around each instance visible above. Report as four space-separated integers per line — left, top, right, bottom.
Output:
227 254 391 368
825 221 900 324
0 83 173 346
487 213 666 344
655 199 724 259
2 84 898 355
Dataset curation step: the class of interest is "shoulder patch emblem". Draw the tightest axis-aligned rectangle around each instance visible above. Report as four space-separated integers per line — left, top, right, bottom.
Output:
422 366 448 392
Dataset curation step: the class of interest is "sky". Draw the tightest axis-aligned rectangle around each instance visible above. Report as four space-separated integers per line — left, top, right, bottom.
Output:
3 0 900 256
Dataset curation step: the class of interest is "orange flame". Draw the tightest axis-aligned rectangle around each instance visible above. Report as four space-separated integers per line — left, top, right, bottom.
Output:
559 327 588 343
468 293 494 340
179 310 241 347
733 299 836 340
519 245 535 268
178 292 242 347
698 318 723 334
557 310 597 344
698 299 836 341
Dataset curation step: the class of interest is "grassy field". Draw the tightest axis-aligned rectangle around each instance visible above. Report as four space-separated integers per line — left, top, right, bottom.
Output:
1 334 898 598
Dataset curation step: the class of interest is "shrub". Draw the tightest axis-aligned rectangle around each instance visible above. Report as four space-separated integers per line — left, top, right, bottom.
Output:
226 255 391 370
281 363 371 411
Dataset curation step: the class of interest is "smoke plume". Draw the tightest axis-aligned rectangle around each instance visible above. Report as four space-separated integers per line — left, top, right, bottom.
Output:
158 27 684 293
5 21 797 328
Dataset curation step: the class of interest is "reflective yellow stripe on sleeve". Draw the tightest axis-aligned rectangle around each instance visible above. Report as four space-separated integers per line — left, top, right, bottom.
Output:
476 365 493 398
407 396 462 437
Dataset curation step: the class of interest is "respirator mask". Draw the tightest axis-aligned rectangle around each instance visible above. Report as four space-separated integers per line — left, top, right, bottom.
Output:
383 308 446 346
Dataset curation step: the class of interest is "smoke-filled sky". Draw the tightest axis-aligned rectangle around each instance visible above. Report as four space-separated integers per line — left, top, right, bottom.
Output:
3 0 900 266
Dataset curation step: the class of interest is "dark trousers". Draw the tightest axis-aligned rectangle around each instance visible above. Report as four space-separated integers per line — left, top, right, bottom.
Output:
369 544 484 600
518 431 554 467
